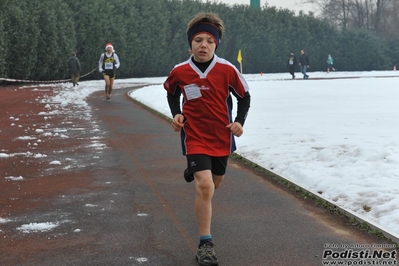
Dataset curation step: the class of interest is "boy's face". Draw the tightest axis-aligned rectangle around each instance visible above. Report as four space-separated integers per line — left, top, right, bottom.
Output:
191 33 216 62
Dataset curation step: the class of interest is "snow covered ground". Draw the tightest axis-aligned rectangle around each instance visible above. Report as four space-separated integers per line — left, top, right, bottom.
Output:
1 69 398 241
129 70 399 240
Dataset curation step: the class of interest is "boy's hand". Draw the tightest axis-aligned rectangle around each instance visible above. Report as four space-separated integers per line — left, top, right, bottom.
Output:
227 122 243 137
171 114 185 132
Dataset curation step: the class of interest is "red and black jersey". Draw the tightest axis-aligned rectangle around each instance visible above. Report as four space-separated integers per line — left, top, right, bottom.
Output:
164 55 250 156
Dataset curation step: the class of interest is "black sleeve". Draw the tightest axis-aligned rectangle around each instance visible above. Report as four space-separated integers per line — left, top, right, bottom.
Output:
232 91 251 126
167 89 182 118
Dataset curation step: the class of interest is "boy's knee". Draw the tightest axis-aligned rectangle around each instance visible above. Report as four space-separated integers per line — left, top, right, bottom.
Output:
212 175 224 189
199 180 213 190
196 180 214 196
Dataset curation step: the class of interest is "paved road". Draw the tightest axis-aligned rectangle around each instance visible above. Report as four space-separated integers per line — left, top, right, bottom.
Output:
0 85 394 266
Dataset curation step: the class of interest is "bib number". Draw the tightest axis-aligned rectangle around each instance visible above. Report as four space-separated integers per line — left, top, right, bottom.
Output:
184 84 202 100
105 63 114 70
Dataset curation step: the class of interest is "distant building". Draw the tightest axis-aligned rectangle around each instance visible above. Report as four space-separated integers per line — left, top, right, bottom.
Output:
250 0 260 8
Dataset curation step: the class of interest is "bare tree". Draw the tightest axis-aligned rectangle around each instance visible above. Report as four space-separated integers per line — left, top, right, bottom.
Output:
302 0 399 38
380 0 399 38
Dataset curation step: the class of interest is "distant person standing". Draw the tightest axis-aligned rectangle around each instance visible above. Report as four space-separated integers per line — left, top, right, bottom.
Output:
299 49 310 79
327 54 335 73
99 43 120 101
287 51 297 79
67 52 81 87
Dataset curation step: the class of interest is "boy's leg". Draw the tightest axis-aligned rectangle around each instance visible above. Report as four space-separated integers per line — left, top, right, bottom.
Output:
212 174 224 189
194 170 219 265
211 155 228 189
194 170 214 236
189 154 226 265
188 155 227 234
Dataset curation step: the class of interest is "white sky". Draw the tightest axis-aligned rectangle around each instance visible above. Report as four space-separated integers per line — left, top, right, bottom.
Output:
1 70 398 243
201 0 314 14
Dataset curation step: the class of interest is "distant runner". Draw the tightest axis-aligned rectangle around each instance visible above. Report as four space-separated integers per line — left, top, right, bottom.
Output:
98 43 120 101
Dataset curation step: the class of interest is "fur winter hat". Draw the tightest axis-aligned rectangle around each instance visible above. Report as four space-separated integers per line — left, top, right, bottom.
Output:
105 43 114 52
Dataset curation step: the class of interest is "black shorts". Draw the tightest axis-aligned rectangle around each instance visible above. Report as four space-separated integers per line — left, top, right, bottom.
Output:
103 72 116 79
186 154 229 176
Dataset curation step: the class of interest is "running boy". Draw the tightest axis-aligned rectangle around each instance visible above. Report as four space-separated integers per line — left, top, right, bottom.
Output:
163 12 251 266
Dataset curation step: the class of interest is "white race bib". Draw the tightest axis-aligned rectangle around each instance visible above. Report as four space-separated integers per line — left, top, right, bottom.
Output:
105 63 114 70
184 84 202 100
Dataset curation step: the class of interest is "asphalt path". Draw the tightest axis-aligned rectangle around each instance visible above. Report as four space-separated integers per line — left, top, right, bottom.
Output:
1 85 393 266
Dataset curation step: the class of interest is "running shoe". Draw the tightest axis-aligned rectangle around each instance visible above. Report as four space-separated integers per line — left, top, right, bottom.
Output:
196 241 219 266
184 168 194 183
